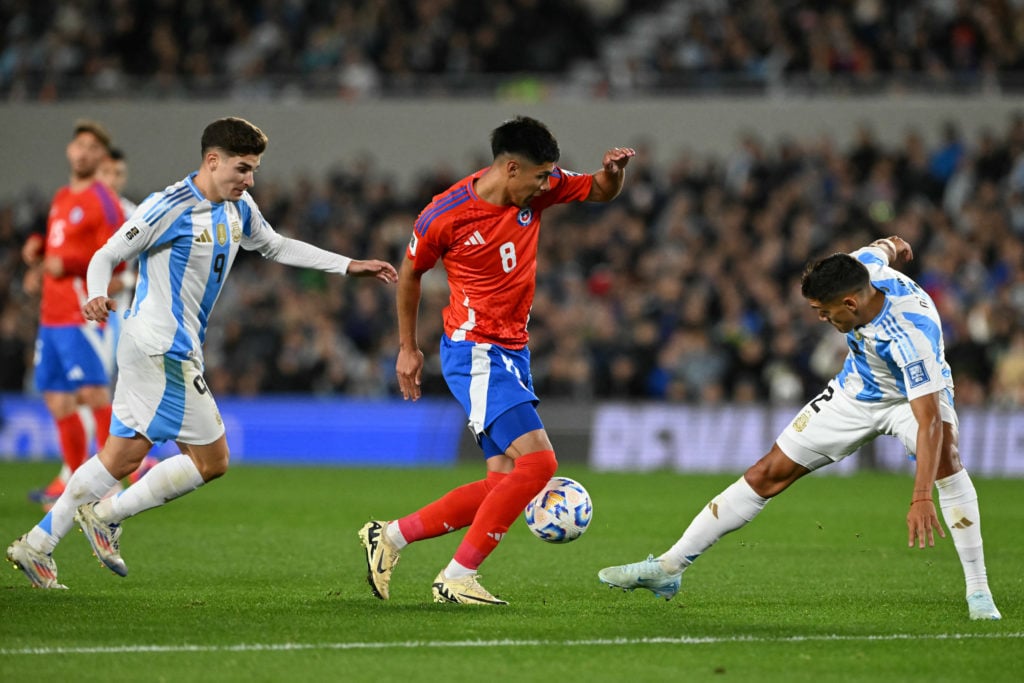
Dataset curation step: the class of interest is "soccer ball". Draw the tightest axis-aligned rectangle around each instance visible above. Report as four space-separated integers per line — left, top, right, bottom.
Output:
523 476 593 543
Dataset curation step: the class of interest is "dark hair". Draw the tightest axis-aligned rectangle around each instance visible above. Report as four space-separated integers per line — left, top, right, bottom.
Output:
801 253 870 302
490 115 560 165
108 147 125 162
201 117 268 157
73 119 113 152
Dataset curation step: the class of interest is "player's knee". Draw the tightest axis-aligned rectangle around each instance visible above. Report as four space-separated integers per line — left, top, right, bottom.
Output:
744 447 801 498
516 449 558 483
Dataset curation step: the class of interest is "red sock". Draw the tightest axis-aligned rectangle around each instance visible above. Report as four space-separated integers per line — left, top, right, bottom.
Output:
92 405 112 449
453 450 557 570
398 471 507 542
56 412 89 471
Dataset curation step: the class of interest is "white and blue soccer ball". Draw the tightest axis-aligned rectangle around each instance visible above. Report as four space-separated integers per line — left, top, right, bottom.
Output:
524 476 593 543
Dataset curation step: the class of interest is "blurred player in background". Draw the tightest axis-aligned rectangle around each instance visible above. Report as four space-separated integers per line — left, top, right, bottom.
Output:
5 116 398 588
23 120 124 509
598 236 1002 621
359 115 635 605
97 147 136 219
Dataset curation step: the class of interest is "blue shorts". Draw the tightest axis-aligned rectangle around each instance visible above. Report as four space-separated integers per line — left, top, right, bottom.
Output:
34 324 112 392
440 334 544 458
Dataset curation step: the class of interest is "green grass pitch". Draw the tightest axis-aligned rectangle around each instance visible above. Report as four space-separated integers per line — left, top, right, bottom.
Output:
1 460 1021 682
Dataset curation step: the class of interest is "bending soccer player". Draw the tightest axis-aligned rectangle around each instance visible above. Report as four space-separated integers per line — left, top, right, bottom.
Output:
360 116 634 605
6 117 398 589
598 235 1002 621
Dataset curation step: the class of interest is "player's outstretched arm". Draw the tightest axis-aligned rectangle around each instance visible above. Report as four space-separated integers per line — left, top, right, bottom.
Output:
587 147 636 202
345 259 398 283
906 392 946 549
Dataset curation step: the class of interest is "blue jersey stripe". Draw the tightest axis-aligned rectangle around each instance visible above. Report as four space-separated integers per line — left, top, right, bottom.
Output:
881 314 915 365
143 186 192 224
904 311 943 362
133 251 150 315
142 185 189 222
414 187 469 236
874 276 916 297
167 221 196 360
92 184 123 228
874 336 907 396
196 206 231 345
850 339 883 400
147 358 187 441
857 251 885 268
414 187 471 236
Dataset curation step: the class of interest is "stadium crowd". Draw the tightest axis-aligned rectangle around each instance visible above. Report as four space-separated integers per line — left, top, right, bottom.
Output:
2 114 1024 407
3 0 1024 100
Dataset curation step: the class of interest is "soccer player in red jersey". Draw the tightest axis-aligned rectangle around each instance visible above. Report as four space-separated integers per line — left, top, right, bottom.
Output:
23 120 125 508
360 116 635 604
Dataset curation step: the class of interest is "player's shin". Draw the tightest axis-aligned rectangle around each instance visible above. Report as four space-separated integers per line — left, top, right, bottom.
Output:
935 469 991 596
659 476 769 574
395 470 508 546
56 412 89 471
26 455 119 554
96 454 204 523
449 450 556 574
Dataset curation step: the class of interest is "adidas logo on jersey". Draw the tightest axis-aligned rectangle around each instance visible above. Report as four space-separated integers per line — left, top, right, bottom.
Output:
195 229 213 244
463 230 486 246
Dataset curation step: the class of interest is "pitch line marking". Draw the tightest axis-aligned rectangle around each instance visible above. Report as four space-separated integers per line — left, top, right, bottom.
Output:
2 632 1022 656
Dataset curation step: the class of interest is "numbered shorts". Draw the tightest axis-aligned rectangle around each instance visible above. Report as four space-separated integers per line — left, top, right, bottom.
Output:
109 329 224 446
33 324 113 392
776 379 957 471
440 334 543 457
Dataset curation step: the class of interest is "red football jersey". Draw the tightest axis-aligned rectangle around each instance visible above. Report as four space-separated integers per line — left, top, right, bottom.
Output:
407 167 592 348
40 181 124 325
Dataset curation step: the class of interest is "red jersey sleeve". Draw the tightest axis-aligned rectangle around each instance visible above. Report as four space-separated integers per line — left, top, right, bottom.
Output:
406 181 472 270
531 166 593 210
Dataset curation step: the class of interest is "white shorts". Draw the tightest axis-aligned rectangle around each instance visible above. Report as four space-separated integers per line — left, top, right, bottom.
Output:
110 329 225 446
776 379 957 471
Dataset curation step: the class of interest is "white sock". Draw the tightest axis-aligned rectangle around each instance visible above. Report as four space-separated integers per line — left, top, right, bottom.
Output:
935 469 991 597
659 476 770 574
28 455 118 554
95 454 204 523
444 559 475 579
385 521 409 550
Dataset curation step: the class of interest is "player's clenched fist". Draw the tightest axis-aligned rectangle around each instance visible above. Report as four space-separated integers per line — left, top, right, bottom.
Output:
82 296 115 323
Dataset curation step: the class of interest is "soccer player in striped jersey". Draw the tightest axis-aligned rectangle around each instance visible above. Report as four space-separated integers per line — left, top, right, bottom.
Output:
6 117 398 588
359 116 635 605
599 236 1002 621
23 120 124 509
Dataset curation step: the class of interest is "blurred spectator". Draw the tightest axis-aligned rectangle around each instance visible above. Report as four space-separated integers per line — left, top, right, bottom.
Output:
8 1 1024 100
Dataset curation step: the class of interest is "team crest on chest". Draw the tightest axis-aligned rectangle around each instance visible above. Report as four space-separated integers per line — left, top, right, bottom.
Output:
230 220 242 242
69 206 84 224
516 208 533 226
216 222 227 245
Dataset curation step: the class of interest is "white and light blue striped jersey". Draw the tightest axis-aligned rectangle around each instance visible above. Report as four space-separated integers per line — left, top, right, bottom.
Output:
834 245 953 403
87 172 350 364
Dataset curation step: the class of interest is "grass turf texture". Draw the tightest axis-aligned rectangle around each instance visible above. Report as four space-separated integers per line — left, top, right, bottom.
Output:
1 461 1021 682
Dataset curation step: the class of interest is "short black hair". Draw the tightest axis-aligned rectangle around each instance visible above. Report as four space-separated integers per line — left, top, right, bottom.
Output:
108 147 125 162
801 253 871 302
490 115 560 165
201 117 268 158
